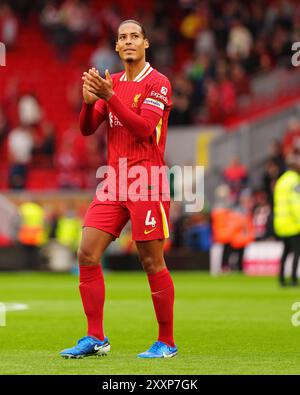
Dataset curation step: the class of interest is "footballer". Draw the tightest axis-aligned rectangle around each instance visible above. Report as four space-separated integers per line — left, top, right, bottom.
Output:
60 20 177 359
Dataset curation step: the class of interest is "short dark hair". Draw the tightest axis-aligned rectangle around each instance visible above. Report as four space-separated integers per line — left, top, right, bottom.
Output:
117 19 147 39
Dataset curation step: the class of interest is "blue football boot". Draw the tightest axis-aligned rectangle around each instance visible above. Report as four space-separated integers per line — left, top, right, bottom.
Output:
138 341 178 358
60 336 110 359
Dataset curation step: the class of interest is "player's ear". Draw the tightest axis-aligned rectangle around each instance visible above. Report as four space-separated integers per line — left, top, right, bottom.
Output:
115 42 119 53
144 39 149 49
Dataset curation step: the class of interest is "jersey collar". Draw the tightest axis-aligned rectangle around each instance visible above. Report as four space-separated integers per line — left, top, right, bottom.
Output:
120 62 153 82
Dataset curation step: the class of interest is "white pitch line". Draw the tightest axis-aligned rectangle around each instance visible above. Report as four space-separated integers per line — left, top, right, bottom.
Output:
2 303 29 312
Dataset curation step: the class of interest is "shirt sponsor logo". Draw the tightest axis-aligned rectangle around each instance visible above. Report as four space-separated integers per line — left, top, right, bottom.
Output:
150 90 168 104
109 112 123 127
143 98 165 110
160 86 168 95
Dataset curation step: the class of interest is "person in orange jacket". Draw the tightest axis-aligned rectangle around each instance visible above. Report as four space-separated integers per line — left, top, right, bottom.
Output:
227 190 255 272
211 184 235 272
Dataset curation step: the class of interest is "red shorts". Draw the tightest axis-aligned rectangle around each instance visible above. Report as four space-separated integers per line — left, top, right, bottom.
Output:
83 198 170 241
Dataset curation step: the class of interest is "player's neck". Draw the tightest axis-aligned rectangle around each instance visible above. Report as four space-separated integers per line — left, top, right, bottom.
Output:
124 59 147 81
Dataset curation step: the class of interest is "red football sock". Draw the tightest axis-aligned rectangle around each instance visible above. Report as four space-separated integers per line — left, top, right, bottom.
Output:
147 268 175 348
79 265 105 341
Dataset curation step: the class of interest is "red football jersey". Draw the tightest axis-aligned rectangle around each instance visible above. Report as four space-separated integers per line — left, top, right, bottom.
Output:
94 63 172 199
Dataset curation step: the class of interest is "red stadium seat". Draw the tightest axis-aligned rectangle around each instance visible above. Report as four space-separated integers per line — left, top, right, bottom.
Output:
26 169 58 190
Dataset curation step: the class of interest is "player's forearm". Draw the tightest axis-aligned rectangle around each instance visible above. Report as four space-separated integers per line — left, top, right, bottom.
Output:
108 94 160 140
79 102 104 136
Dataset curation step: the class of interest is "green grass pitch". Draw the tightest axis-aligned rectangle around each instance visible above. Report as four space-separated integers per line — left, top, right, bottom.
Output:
0 271 300 375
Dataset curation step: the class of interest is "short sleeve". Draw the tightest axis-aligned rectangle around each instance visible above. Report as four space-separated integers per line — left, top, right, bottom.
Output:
140 77 172 116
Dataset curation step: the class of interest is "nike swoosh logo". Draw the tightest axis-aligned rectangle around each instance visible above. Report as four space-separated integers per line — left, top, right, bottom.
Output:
144 228 156 235
162 351 177 358
94 345 103 351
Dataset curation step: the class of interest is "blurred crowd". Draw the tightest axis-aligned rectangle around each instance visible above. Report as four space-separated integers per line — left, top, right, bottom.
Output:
0 0 298 153
36 0 300 124
1 0 300 267
176 116 300 272
0 0 299 184
0 0 300 189
0 90 107 190
0 196 86 270
1 115 300 269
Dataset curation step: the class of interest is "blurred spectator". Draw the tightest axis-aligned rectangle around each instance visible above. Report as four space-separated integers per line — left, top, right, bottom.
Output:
2 0 300 200
245 35 274 74
0 106 9 145
0 194 20 244
0 4 18 49
8 125 34 189
223 189 255 272
223 156 248 201
40 1 60 28
54 202 82 252
39 120 56 157
90 39 120 75
56 128 83 189
18 94 43 128
148 26 173 73
184 212 211 252
169 200 185 248
9 0 35 22
32 120 56 167
195 28 216 58
282 118 300 157
263 158 281 205
216 60 237 119
268 139 286 174
273 152 300 286
40 0 70 57
227 18 253 60
41 0 90 59
270 25 292 68
252 189 273 240
211 184 235 270
169 95 192 125
59 0 90 37
248 1 265 38
169 75 194 125
18 199 47 270
200 59 237 123
230 62 250 98
204 78 221 123
180 2 210 40
99 4 121 38
187 53 214 108
291 5 300 42
2 77 20 124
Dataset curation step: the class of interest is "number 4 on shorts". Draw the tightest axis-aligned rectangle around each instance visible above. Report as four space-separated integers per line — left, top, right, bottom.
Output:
145 210 156 227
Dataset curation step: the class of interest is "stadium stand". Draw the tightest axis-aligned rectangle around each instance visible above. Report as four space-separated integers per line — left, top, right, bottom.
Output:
1 0 300 272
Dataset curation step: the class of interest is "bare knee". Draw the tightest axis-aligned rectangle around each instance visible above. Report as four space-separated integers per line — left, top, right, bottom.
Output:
140 255 165 275
77 247 100 266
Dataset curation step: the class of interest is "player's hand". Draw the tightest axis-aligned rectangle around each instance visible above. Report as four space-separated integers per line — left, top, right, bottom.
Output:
82 68 100 104
83 68 114 102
